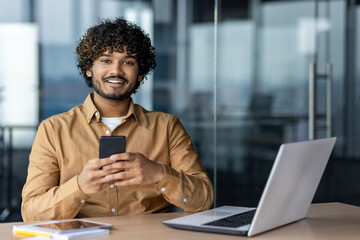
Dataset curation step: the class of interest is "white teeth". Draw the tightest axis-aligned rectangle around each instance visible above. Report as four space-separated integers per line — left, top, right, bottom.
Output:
108 80 123 83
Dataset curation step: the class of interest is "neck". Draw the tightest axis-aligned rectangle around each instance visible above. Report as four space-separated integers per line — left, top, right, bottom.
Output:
93 92 130 117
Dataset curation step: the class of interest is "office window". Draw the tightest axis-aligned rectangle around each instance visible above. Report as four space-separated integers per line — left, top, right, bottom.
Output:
0 0 360 223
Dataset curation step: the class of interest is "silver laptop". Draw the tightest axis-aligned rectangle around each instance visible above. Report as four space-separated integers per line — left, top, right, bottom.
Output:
163 137 336 237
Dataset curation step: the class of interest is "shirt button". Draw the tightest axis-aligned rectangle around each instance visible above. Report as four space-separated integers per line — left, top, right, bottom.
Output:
95 112 98 117
161 187 166 192
111 208 116 213
80 200 85 204
183 198 188 203
106 130 110 135
110 184 115 189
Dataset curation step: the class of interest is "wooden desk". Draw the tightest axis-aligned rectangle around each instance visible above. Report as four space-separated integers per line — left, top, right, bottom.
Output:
1 203 359 239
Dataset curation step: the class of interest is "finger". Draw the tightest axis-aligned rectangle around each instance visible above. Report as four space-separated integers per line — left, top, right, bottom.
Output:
101 168 124 176
81 160 105 180
84 158 103 170
96 175 119 185
102 160 131 171
97 156 119 169
105 169 134 182
88 170 122 186
85 163 121 180
109 152 139 161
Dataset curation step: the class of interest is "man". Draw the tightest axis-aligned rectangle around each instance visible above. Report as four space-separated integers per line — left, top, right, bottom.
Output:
21 18 214 221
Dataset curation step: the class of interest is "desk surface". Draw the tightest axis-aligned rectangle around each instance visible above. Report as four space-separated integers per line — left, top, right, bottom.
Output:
2 202 359 240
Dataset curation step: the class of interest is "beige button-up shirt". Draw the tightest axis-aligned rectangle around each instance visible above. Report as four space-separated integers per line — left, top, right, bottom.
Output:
21 93 214 221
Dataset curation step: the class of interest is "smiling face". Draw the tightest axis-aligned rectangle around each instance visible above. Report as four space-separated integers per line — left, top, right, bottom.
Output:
86 50 143 102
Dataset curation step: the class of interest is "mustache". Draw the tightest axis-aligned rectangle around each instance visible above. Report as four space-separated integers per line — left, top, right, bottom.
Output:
102 75 129 83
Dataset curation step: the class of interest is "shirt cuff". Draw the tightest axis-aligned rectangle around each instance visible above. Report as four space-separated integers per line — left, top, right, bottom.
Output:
155 163 181 195
63 175 90 202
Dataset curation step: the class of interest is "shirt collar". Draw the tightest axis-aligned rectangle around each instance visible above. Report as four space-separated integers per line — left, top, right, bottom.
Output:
83 92 141 125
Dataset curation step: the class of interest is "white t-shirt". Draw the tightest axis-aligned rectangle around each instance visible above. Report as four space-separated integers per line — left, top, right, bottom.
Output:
101 116 125 132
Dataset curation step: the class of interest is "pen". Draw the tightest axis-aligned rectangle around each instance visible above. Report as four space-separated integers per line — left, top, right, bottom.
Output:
13 230 52 238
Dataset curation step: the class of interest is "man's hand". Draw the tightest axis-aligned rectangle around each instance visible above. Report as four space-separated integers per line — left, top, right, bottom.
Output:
102 152 164 187
77 157 120 195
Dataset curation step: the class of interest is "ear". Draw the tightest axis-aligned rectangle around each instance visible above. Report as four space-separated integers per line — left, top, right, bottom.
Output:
138 75 143 82
86 69 92 77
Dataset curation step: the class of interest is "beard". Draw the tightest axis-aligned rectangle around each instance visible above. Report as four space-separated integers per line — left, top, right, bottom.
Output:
92 74 137 101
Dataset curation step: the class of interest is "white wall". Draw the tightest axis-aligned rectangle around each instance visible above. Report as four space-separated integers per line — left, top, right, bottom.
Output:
0 23 39 148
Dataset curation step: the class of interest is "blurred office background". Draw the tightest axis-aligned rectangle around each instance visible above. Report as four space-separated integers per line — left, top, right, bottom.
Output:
0 0 359 222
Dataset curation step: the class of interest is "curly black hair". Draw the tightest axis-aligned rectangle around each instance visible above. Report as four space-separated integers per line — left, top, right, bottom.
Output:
74 18 156 89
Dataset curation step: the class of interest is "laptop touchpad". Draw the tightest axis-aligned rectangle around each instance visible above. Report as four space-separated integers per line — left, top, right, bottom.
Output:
200 210 233 217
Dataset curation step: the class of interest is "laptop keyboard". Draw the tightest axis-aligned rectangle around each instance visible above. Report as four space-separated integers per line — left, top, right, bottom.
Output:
203 210 256 228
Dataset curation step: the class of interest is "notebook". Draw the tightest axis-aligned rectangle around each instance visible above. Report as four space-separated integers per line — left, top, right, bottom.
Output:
163 137 336 237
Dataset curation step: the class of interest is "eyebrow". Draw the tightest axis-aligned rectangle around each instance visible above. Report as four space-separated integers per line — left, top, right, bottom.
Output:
100 53 137 60
128 55 137 58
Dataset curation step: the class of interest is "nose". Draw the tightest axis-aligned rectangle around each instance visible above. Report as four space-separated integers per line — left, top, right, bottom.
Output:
109 62 124 76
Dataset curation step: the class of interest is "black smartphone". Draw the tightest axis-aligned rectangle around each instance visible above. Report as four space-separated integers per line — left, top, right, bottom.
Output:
99 136 126 159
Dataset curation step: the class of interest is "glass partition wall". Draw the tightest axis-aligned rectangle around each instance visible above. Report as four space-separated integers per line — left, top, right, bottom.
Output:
213 0 360 207
0 0 360 222
214 0 359 207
